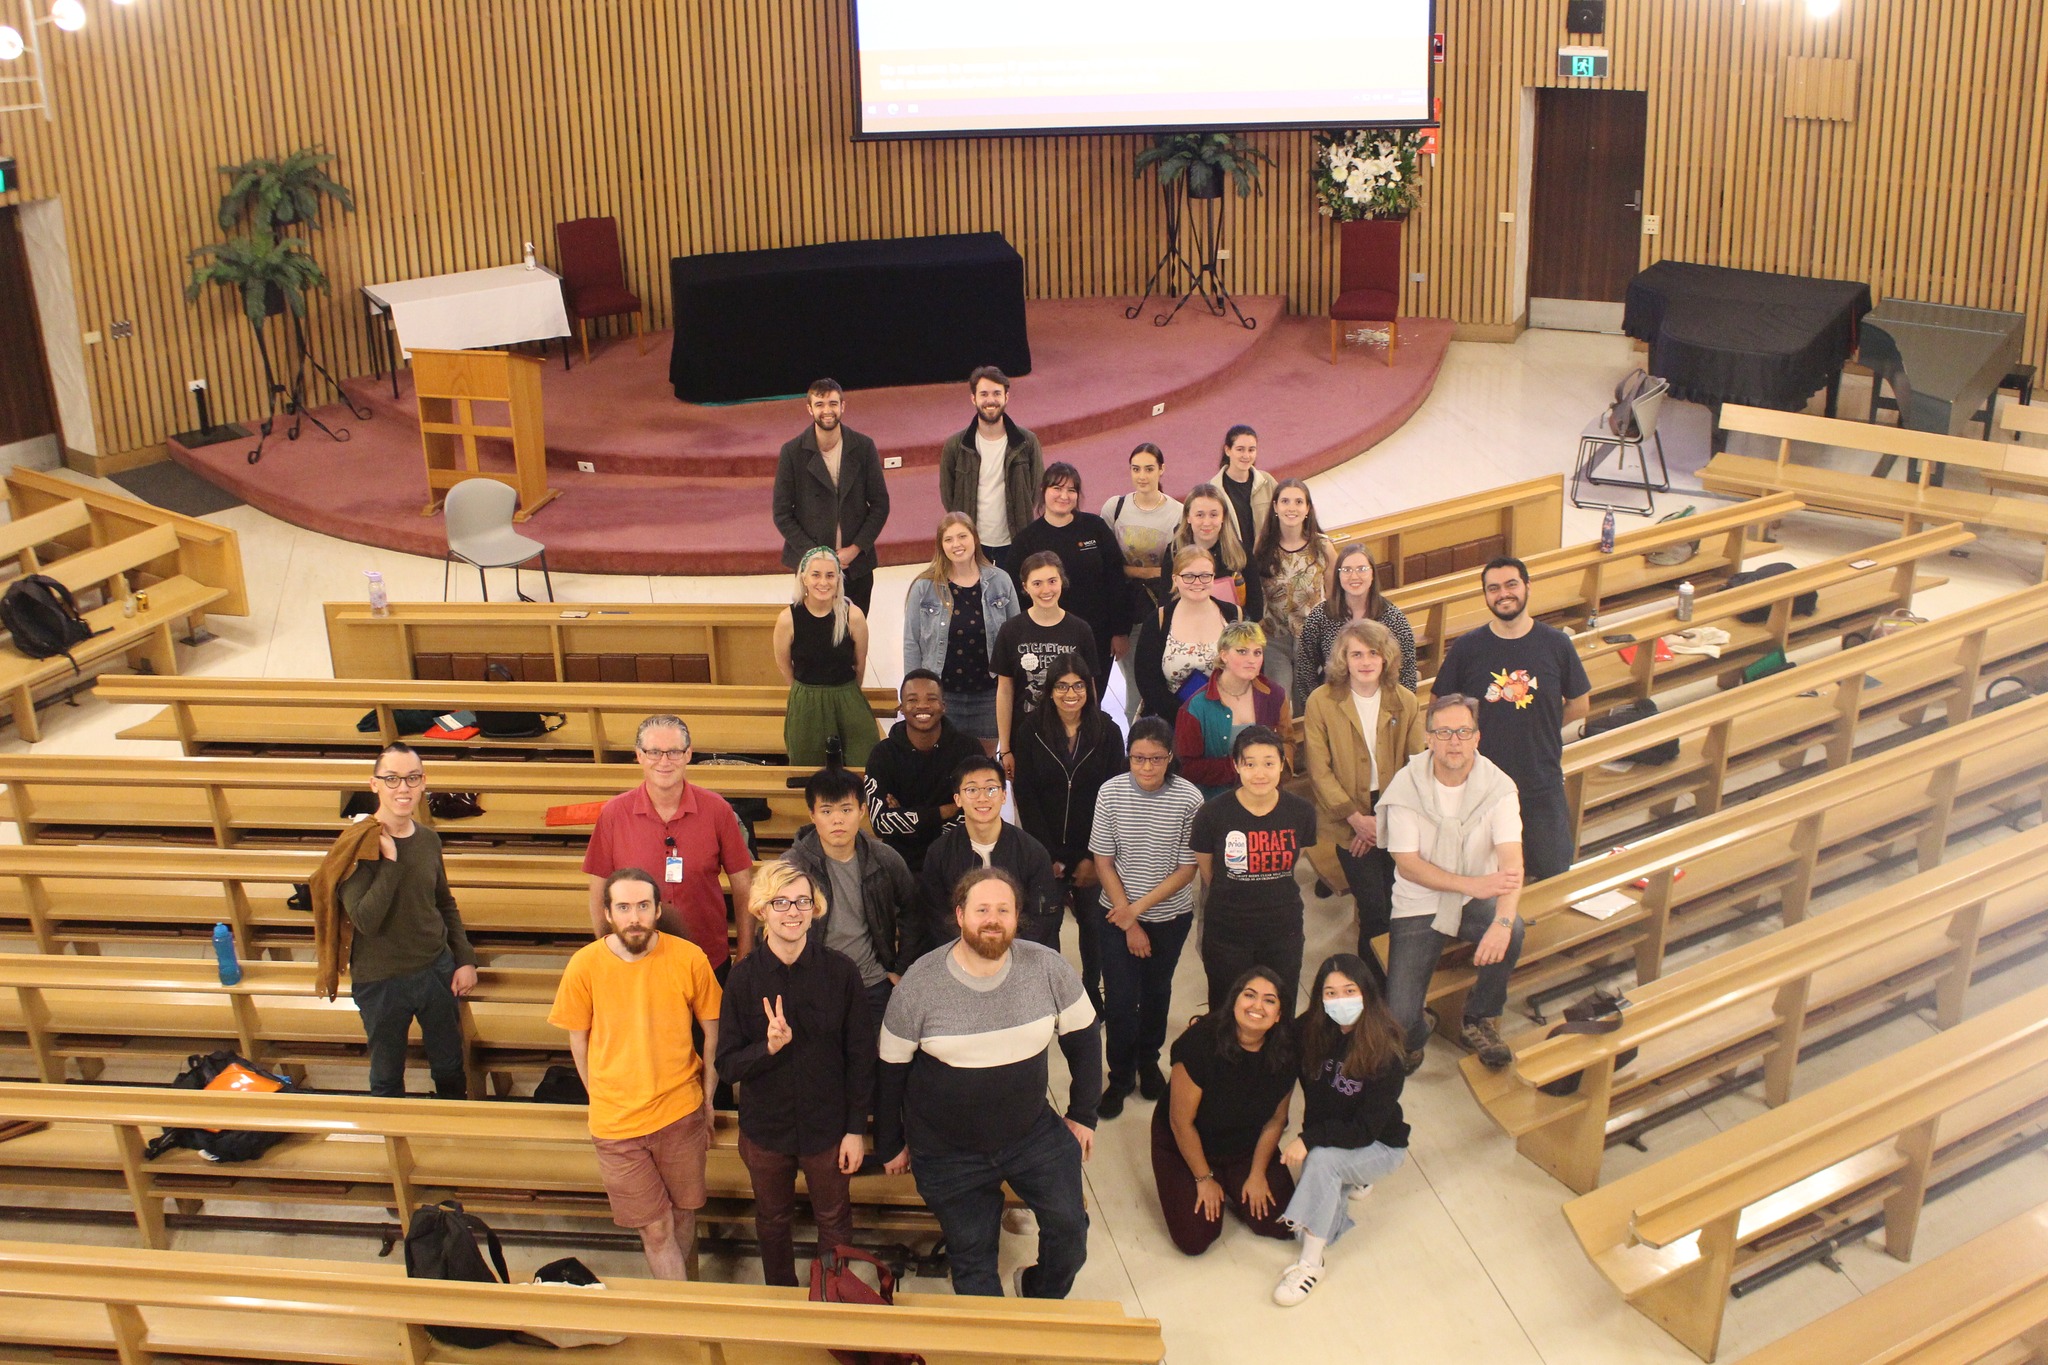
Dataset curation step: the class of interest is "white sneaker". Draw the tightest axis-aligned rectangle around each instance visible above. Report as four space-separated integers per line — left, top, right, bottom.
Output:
1346 1183 1375 1209
1272 1260 1322 1307
1002 1207 1036 1235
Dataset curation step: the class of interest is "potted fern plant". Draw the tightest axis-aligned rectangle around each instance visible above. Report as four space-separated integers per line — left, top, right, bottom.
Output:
1133 131 1274 200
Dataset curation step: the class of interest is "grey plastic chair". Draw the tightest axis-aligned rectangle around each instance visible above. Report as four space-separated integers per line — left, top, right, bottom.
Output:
442 478 553 602
1571 377 1671 516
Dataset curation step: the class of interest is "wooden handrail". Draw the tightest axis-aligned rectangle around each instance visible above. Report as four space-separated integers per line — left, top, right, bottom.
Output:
0 1239 1166 1362
94 675 897 714
1625 984 2048 1249
0 753 812 794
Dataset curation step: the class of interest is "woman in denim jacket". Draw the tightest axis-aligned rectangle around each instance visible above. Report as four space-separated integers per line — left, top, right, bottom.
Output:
902 512 1018 749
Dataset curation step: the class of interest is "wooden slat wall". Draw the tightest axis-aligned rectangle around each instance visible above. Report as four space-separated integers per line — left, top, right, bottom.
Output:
0 0 2044 458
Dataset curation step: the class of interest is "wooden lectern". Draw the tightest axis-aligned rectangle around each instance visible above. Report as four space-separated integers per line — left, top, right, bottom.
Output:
411 348 560 521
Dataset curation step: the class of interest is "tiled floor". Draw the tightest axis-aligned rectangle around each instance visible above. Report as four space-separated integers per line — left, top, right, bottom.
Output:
7 326 2046 1364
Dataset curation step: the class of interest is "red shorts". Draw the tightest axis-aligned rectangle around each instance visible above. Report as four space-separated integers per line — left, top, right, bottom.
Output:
591 1105 710 1228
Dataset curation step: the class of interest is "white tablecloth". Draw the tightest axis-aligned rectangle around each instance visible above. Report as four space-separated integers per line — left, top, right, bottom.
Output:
363 264 571 357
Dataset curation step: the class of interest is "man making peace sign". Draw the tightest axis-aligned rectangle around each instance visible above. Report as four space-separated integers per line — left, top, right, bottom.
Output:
716 860 877 1286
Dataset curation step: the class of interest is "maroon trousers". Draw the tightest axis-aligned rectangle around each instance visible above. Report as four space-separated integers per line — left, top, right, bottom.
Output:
1149 1106 1296 1256
737 1131 855 1287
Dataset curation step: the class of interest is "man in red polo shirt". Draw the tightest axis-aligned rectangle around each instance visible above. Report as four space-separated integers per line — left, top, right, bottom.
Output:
585 715 757 969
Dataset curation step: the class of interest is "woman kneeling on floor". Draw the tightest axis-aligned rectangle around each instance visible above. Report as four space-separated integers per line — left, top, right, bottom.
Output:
1152 967 1298 1255
1272 952 1410 1306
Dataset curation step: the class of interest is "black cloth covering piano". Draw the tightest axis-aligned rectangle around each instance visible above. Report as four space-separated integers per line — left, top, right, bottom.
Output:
1623 261 1873 412
668 232 1032 403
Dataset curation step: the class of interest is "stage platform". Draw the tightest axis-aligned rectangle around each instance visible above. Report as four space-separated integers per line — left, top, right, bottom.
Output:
170 297 1453 576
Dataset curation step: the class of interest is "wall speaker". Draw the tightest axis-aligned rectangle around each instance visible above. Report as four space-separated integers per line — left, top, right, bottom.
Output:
1567 1 1606 33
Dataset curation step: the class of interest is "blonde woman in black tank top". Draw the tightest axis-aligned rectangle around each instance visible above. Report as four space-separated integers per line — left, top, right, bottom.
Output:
773 547 877 766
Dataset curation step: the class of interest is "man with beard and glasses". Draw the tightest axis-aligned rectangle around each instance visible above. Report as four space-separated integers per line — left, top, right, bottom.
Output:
549 867 724 1280
773 377 890 612
874 867 1100 1299
938 366 1043 578
1432 557 1590 883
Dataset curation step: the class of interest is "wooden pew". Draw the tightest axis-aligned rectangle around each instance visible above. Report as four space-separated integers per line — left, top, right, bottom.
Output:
0 497 92 576
0 1082 954 1257
325 600 797 685
1415 689 2048 1032
0 1238 1167 1365
1702 404 2048 580
1462 823 2048 1192
1565 578 2048 850
0 525 234 742
1385 493 1802 676
0 754 818 850
5 465 249 616
97 674 899 761
1734 1199 2048 1365
0 844 595 958
1556 522 1968 713
1563 982 2048 1362
1322 474 1565 589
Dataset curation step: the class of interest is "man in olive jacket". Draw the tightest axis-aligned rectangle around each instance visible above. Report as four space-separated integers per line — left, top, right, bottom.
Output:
773 378 890 612
937 365 1043 578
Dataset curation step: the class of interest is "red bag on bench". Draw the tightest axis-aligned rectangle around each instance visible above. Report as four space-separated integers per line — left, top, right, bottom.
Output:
809 1246 927 1365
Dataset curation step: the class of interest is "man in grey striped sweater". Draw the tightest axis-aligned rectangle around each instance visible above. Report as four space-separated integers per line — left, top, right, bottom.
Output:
875 867 1101 1298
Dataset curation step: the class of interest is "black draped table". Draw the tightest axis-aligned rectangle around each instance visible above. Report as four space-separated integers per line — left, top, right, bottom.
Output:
1623 261 1873 419
668 232 1032 403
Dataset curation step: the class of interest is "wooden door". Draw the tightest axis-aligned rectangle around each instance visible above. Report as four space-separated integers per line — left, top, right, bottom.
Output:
1529 89 1648 302
0 207 59 448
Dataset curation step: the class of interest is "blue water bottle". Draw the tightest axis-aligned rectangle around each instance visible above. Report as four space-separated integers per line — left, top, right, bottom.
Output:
212 923 242 985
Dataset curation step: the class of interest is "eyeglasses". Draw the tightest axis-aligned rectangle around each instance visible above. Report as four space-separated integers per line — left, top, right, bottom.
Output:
1427 726 1480 740
1338 565 1374 577
1179 572 1216 584
1050 681 1089 694
372 772 425 788
1128 752 1171 766
766 895 816 914
959 784 1004 800
638 748 688 764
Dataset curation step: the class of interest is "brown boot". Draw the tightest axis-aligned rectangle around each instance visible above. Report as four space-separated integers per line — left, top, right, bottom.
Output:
1460 1016 1513 1069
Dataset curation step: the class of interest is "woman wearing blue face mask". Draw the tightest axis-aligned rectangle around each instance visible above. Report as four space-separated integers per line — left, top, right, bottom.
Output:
1270 953 1410 1306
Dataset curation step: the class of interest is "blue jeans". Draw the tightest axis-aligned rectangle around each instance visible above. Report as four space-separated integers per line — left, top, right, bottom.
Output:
910 1107 1089 1297
1383 899 1525 1051
350 950 466 1098
1280 1142 1407 1245
1096 911 1193 1087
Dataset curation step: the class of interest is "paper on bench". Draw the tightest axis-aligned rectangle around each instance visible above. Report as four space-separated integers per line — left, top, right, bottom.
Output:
1572 890 1636 921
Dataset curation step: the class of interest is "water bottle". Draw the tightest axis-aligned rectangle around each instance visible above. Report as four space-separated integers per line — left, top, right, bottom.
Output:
523 241 536 271
212 923 242 986
1676 580 1695 623
1600 511 1616 554
366 569 390 617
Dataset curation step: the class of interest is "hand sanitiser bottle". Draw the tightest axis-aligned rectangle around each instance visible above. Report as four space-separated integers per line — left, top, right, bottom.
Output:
524 241 536 270
366 569 390 617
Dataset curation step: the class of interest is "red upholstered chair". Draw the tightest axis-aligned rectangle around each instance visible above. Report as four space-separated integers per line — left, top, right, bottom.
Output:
1329 221 1402 366
554 216 645 361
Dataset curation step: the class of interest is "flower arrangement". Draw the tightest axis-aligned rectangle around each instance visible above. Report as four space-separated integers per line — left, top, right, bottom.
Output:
1312 128 1427 221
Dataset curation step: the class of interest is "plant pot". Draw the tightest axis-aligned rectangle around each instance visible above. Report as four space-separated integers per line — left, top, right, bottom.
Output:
1185 168 1226 201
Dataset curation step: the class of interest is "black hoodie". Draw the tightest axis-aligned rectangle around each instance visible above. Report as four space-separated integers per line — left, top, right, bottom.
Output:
861 716 985 872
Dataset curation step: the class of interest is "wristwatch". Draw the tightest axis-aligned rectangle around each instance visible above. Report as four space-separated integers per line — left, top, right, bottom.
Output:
1493 915 1518 929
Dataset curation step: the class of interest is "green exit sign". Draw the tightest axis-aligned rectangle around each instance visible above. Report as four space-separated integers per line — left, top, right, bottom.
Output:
0 158 16 195
1558 46 1610 79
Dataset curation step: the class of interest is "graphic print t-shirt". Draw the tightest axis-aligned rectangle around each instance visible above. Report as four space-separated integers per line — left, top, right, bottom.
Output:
1433 621 1589 794
1189 789 1317 928
991 612 1100 734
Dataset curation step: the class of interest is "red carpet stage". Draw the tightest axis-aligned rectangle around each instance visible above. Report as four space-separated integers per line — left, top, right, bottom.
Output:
170 297 1453 576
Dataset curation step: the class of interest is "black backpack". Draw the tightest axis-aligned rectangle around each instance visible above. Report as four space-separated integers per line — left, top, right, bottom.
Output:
403 1200 527 1349
140 1051 296 1163
475 661 566 739
0 573 104 671
1723 562 1818 624
1581 697 1680 767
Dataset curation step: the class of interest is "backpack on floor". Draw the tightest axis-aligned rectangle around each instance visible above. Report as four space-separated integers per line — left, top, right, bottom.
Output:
403 1200 526 1349
140 1051 295 1164
810 1246 927 1365
1581 698 1680 767
0 573 104 672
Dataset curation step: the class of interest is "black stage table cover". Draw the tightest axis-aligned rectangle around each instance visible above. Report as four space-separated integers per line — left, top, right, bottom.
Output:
668 232 1032 403
1623 261 1873 411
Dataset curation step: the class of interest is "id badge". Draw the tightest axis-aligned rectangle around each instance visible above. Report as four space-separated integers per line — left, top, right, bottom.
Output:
664 853 684 884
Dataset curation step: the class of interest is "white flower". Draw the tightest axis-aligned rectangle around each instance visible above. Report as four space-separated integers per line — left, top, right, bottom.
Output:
1346 167 1369 192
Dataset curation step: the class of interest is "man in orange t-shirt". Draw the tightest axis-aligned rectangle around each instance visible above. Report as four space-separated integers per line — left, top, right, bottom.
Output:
549 866 725 1279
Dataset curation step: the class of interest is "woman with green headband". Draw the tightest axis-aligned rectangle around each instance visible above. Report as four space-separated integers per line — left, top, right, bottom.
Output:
772 546 878 767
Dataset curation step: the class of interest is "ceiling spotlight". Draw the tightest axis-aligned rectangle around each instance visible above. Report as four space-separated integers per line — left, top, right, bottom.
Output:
0 25 22 59
50 0 86 31
111 0 138 5
1806 0 1841 16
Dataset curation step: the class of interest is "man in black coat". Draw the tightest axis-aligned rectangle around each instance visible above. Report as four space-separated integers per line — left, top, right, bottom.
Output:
914 754 1060 958
772 378 890 612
